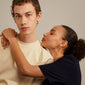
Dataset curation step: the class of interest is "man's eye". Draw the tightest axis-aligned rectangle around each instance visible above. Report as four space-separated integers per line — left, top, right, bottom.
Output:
27 14 31 16
15 15 21 18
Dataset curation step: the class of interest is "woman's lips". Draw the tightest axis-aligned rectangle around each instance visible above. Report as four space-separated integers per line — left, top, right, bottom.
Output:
42 37 45 41
21 27 29 31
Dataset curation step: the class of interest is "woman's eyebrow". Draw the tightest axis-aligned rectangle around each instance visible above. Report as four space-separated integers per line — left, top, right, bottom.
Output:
50 29 55 32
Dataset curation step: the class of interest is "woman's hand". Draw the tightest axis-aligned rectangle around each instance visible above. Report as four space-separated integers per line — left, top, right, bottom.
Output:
1 35 9 49
1 28 17 49
2 28 17 40
0 34 2 37
0 33 9 49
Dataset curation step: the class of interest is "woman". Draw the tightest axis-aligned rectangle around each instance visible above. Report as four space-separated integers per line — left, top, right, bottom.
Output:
2 25 85 85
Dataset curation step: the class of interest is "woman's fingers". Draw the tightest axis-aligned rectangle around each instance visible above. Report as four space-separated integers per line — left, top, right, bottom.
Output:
1 36 9 49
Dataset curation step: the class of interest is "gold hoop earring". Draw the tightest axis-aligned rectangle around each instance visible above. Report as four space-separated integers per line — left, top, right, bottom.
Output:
37 21 39 24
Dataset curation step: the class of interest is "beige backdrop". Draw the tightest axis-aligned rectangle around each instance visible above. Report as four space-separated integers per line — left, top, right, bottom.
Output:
0 0 85 85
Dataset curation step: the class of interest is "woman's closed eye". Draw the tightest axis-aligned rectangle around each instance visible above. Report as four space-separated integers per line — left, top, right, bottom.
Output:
50 33 53 35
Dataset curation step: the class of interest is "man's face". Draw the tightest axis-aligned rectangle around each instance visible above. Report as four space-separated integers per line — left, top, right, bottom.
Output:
14 2 41 35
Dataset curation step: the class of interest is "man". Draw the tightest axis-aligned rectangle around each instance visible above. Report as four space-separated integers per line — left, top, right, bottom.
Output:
0 0 53 85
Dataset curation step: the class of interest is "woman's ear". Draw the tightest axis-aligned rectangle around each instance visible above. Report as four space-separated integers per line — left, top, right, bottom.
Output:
60 40 68 48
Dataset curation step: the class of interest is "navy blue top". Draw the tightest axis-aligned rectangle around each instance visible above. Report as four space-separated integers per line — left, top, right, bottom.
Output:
39 54 81 85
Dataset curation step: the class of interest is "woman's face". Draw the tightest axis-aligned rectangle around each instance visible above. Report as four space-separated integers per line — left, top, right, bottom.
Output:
41 26 67 50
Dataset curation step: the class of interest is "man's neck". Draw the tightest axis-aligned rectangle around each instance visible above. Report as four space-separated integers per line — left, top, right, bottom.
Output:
18 33 38 43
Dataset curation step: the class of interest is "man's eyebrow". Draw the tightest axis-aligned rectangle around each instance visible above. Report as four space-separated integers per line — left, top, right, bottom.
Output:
14 11 33 15
14 13 19 15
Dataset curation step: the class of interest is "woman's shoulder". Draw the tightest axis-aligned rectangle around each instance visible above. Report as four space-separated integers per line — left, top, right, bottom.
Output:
62 54 79 65
55 54 78 65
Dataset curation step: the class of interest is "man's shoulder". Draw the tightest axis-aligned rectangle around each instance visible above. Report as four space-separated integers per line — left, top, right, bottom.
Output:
41 47 51 56
39 47 53 64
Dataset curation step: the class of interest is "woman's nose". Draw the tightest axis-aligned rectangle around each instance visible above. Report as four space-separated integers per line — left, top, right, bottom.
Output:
43 33 47 37
43 32 48 37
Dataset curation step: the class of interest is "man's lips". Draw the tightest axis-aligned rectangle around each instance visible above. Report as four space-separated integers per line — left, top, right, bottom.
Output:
21 27 29 31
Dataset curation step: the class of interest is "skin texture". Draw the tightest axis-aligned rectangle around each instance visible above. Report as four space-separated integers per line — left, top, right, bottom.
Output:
14 2 41 43
2 25 68 77
41 26 67 50
1 2 41 48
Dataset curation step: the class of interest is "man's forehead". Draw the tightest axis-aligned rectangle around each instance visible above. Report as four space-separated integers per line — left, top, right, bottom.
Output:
14 3 35 13
14 11 34 15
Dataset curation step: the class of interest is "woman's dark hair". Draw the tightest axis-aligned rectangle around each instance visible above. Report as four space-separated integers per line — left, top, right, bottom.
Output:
62 25 85 61
11 0 41 17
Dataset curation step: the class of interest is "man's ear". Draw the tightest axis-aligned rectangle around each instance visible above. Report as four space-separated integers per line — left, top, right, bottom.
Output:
37 12 42 22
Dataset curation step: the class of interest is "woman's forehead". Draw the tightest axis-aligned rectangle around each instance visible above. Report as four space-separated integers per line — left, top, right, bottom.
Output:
51 26 65 31
50 26 67 35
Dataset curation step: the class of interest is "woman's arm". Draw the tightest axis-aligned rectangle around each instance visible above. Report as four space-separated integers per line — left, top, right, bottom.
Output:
2 29 45 78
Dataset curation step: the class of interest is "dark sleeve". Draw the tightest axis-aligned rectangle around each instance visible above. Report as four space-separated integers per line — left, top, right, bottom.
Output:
39 60 65 83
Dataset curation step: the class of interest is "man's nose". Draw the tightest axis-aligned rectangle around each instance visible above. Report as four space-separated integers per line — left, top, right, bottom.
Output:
21 16 27 26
